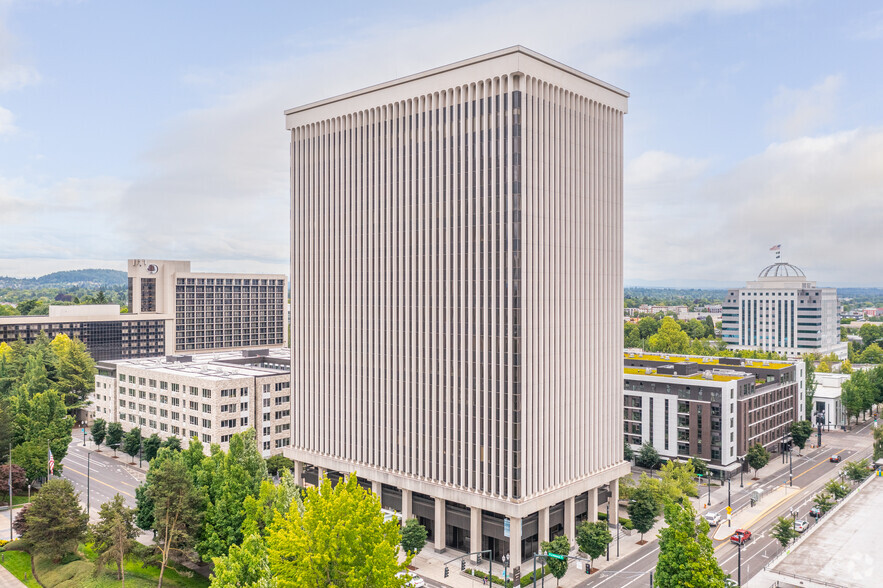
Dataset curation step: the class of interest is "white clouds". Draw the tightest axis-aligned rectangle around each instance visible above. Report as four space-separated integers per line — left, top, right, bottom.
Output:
0 104 13 134
767 75 843 140
0 63 39 92
624 128 883 285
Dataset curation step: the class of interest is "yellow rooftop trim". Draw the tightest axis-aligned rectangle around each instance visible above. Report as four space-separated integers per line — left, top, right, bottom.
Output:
623 351 791 371
623 366 748 382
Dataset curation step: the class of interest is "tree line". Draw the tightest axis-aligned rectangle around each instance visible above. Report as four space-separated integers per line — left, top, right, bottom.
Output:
0 334 96 483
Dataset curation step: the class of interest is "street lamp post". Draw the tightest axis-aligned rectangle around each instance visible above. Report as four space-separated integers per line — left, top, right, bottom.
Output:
82 424 87 447
739 457 744 488
87 452 91 521
606 499 611 561
789 446 793 487
138 439 143 469
502 553 509 582
727 474 731 509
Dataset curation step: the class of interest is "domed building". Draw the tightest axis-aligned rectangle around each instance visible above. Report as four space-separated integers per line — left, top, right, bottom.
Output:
721 262 846 360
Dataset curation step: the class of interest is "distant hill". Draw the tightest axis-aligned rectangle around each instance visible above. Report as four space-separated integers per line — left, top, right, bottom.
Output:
0 269 127 288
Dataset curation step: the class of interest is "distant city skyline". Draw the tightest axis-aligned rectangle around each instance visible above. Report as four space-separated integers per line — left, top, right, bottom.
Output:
2 1 882 284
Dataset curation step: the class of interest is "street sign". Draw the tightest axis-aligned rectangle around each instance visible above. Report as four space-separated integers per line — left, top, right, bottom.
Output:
726 506 732 514
504 518 510 537
547 553 566 560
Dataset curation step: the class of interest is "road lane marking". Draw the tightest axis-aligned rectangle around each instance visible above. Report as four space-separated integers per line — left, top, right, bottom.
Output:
62 465 136 499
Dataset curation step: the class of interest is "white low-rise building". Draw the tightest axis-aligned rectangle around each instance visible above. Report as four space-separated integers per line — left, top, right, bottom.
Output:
92 348 292 456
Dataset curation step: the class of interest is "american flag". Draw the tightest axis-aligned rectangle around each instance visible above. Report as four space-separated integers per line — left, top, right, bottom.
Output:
48 448 55 476
769 244 781 251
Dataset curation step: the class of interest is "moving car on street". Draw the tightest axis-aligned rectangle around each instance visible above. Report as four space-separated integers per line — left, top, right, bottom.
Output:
809 506 822 518
704 511 722 526
730 529 752 545
830 454 841 463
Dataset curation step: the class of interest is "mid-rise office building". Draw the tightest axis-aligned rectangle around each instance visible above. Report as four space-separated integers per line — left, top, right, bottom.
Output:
721 262 846 359
623 351 805 475
0 259 287 361
285 46 629 570
92 348 292 456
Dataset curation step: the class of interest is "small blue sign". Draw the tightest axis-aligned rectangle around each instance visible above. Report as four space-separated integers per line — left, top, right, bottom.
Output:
504 518 510 537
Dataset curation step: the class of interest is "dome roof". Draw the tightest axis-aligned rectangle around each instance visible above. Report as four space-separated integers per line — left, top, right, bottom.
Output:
758 262 805 278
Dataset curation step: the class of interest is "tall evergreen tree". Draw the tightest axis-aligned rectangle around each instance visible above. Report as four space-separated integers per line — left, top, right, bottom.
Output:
21 479 88 563
91 493 139 584
106 422 124 457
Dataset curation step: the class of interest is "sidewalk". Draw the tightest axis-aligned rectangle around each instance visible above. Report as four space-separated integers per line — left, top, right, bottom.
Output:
0 559 27 588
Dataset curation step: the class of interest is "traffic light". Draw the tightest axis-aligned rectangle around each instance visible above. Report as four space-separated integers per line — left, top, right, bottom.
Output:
585 563 591 575
444 567 449 578
460 560 466 571
476 553 483 564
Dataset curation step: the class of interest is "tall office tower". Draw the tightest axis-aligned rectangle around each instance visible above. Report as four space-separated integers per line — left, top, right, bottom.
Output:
721 262 846 359
286 47 628 569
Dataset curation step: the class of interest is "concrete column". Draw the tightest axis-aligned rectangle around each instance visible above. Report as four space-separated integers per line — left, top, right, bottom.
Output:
372 480 382 498
538 507 550 544
588 487 598 522
434 498 446 553
610 478 620 522
401 489 412 525
470 507 482 561
292 460 303 485
317 466 327 484
564 497 575 542
509 516 522 570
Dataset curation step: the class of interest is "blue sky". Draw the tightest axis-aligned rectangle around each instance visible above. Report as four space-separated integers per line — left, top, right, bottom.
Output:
1 0 882 286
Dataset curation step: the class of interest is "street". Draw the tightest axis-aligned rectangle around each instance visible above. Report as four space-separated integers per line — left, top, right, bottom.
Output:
574 420 875 588
58 438 146 520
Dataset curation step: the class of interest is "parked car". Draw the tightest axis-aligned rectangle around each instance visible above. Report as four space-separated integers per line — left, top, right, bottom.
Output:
730 529 752 545
809 506 822 518
725 579 739 587
794 519 809 533
830 454 841 463
395 571 426 588
703 511 722 526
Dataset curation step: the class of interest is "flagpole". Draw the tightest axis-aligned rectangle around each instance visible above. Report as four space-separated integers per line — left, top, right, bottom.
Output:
47 439 50 480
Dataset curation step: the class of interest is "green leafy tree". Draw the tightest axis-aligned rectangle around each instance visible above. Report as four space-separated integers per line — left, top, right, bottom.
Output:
859 323 882 348
637 317 660 340
576 521 612 571
21 478 88 562
122 427 142 463
149 449 203 588
874 424 883 460
135 483 154 532
704 315 715 338
627 485 661 543
804 355 818 418
210 532 275 588
91 418 107 448
684 319 707 339
160 436 182 452
624 323 642 348
657 460 698 501
11 440 51 483
790 420 813 455
106 422 123 457
843 458 872 483
91 493 139 584
647 317 690 354
818 360 831 373
49 334 96 407
196 429 268 560
266 473 409 588
771 516 799 548
690 456 709 478
654 501 726 588
142 433 162 463
746 443 770 479
859 343 883 364
401 517 428 556
635 442 659 469
624 443 635 463
266 454 294 477
841 359 854 374
813 492 834 514
242 469 302 538
540 534 571 587
824 479 849 500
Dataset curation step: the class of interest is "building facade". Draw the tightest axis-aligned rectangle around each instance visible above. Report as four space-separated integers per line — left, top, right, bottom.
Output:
92 348 292 457
285 46 629 569
721 262 846 359
623 351 805 475
0 259 287 361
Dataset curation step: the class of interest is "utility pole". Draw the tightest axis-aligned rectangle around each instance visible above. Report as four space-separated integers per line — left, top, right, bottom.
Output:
789 446 793 487
87 452 91 521
8 443 12 542
606 498 611 561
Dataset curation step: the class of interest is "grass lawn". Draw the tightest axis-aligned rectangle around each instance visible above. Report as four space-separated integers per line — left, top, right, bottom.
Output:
0 495 32 507
0 549 42 588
